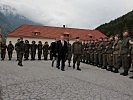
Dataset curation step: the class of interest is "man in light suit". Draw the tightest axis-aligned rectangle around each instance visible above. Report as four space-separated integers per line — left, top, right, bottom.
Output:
56 35 68 71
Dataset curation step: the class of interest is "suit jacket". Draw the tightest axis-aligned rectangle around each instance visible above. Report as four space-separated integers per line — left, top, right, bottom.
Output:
56 40 68 56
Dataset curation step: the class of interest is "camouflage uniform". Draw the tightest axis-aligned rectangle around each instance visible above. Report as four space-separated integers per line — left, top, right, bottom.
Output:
1 42 7 60
24 40 30 60
82 41 86 63
120 36 131 75
15 40 20 61
7 42 14 60
17 40 25 66
37 41 43 60
85 42 90 64
30 41 37 60
113 39 122 73
72 41 83 70
93 41 99 66
43 42 49 60
97 41 104 67
106 40 114 71
67 42 72 67
90 41 95 65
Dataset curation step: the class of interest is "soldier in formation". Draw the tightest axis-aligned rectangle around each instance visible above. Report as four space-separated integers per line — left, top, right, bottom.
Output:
1 42 7 60
43 42 49 60
7 41 14 61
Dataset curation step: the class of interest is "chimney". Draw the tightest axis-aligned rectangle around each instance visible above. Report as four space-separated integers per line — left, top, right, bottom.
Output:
63 25 66 28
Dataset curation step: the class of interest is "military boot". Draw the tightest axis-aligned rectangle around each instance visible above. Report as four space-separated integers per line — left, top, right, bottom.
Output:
77 65 81 71
120 71 128 76
73 64 75 69
68 62 71 67
107 66 113 71
129 76 133 79
113 68 119 73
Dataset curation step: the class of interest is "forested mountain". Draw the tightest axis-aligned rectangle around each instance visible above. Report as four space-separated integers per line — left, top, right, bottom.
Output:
96 10 133 37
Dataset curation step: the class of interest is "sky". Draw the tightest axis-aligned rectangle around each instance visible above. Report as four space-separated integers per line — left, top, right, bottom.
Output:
0 0 133 29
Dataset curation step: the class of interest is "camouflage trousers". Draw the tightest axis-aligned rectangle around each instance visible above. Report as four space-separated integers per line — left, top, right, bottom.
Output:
113 54 122 69
107 54 113 67
103 54 107 67
85 53 90 64
98 53 103 66
67 53 72 63
94 53 98 65
121 54 131 72
18 52 24 65
90 53 94 64
73 54 81 66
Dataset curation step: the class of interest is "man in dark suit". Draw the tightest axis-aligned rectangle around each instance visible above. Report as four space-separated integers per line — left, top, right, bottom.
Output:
56 35 68 71
51 38 58 67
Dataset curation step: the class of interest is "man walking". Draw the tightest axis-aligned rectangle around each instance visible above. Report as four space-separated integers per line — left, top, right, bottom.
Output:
56 35 68 71
17 37 25 66
72 37 83 71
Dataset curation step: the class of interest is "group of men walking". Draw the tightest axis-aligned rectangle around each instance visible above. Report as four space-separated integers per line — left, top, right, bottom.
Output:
81 31 133 79
1 31 133 79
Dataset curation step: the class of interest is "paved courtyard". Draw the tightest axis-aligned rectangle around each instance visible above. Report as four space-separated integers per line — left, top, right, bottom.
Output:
0 57 133 100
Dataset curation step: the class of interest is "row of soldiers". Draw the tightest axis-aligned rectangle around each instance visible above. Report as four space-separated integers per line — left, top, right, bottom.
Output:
81 31 133 79
1 39 50 62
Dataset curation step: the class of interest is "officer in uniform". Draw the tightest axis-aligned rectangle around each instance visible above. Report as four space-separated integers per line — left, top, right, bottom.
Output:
24 40 30 60
106 36 114 71
43 42 49 60
90 40 95 65
67 40 72 67
72 37 83 71
120 31 132 76
83 41 90 64
15 39 20 61
30 41 37 60
101 37 108 69
93 40 99 66
37 41 43 60
112 34 122 73
97 38 104 68
17 37 25 66
7 41 14 60
82 41 86 63
1 42 7 60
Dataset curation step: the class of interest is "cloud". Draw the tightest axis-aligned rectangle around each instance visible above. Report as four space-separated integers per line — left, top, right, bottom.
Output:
0 0 133 29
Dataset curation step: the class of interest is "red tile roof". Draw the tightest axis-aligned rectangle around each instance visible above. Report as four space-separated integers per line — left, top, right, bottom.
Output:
7 24 106 40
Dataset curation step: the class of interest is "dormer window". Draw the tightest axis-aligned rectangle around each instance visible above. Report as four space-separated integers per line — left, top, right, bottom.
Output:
63 32 70 37
32 31 41 36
